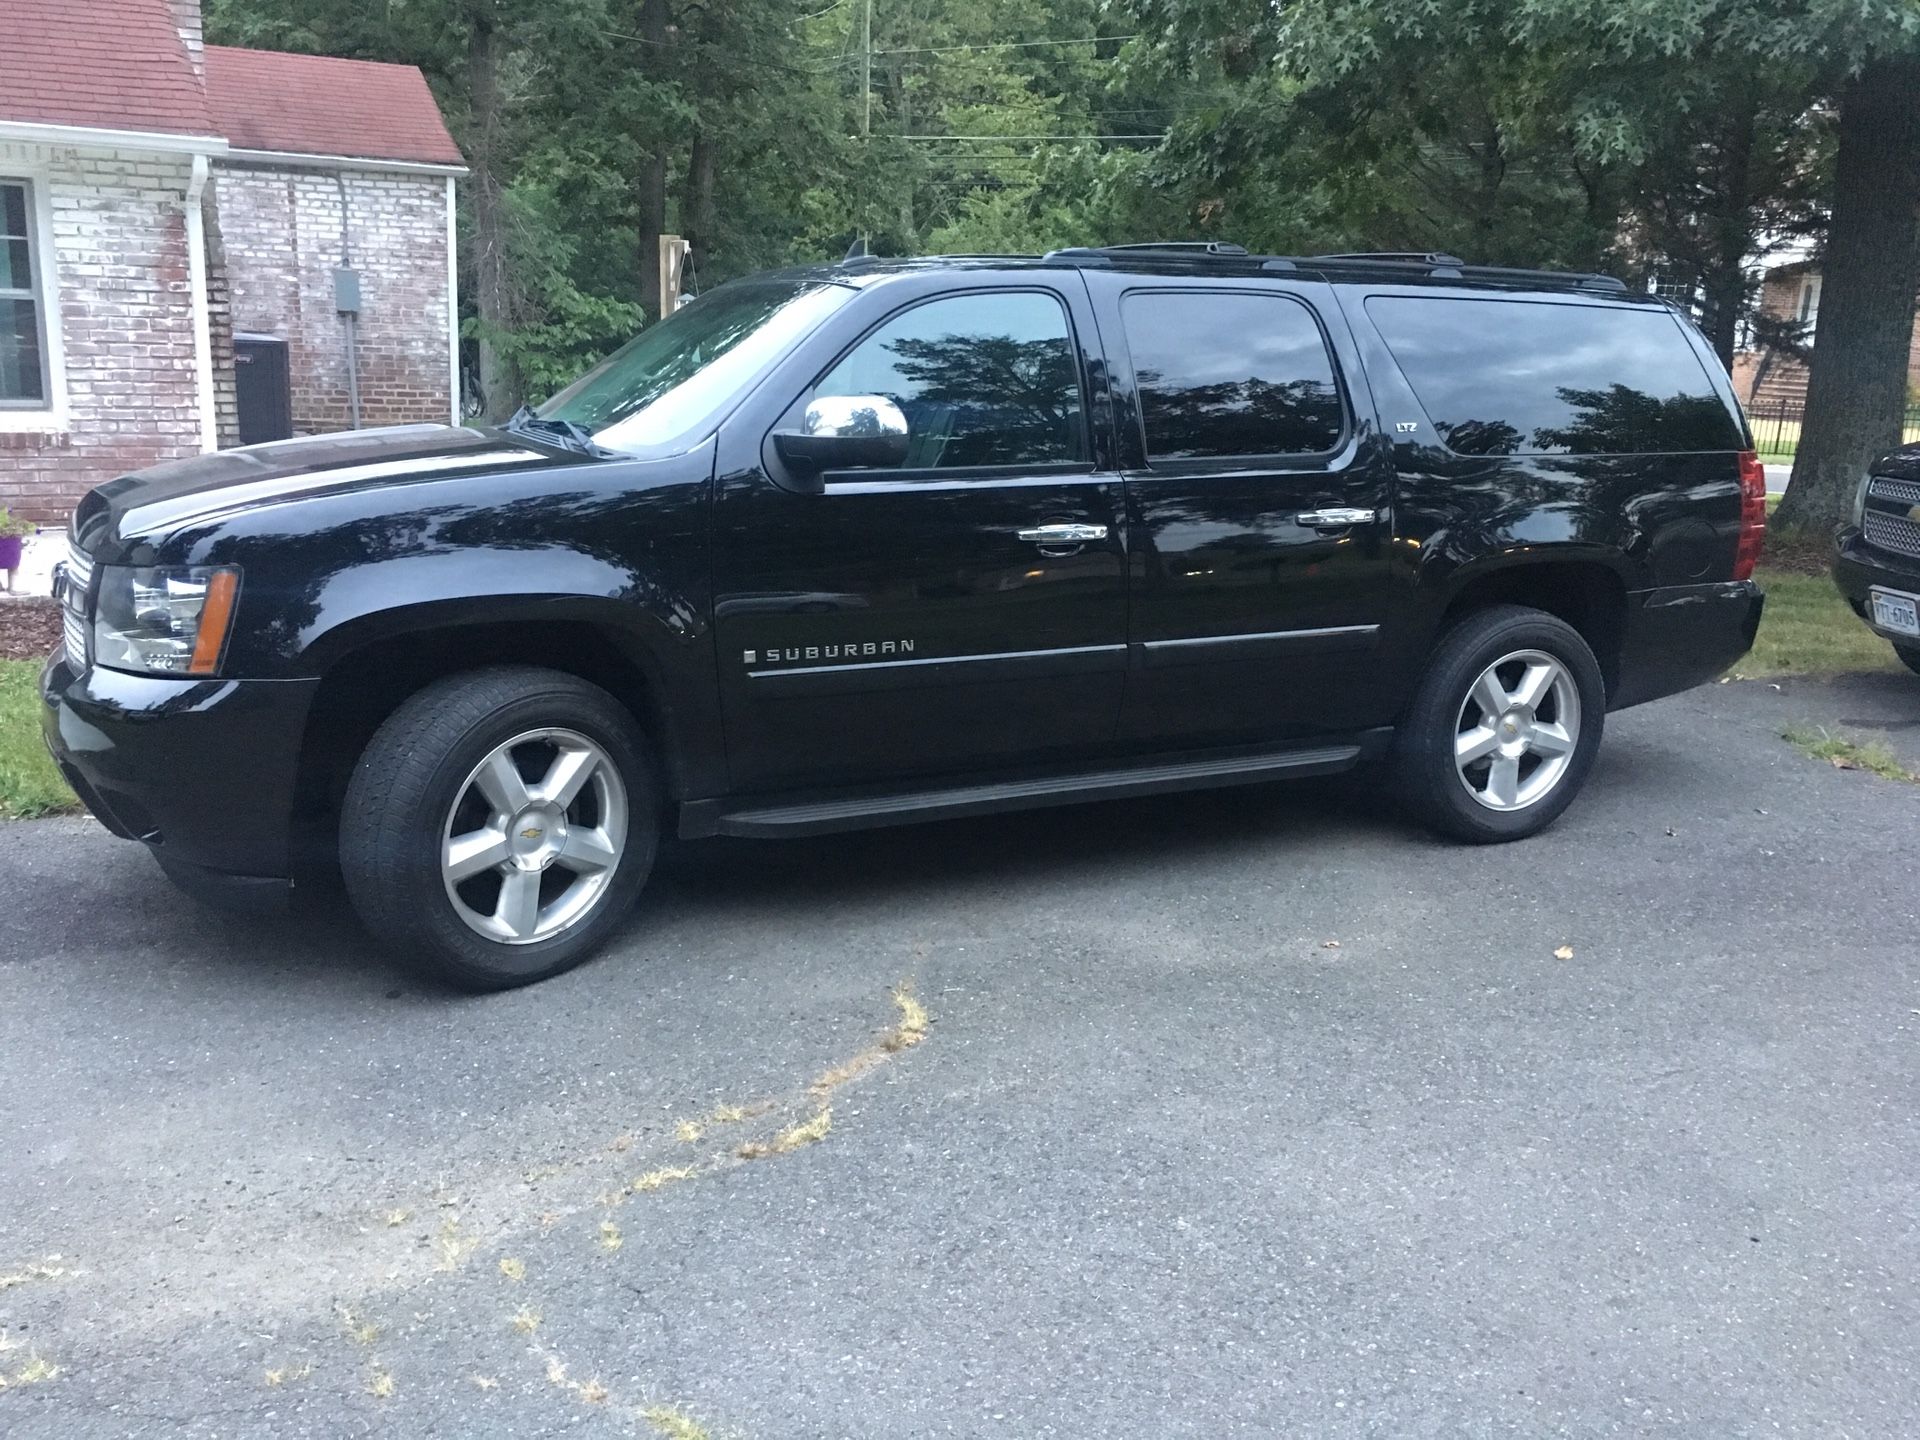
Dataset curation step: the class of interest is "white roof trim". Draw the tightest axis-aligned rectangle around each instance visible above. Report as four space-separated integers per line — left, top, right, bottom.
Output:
0 120 228 155
220 146 467 177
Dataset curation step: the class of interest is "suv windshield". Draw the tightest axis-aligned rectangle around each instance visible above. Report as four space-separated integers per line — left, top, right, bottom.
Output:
535 279 855 456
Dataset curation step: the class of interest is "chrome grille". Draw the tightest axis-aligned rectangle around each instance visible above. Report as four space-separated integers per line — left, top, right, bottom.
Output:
61 533 94 666
62 606 86 663
64 536 94 595
1867 475 1920 508
1863 508 1920 560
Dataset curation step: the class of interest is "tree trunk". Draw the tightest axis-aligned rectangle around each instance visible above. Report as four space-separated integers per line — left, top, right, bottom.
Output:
1701 101 1757 371
467 6 514 421
891 56 915 248
636 0 672 321
638 146 670 320
1700 257 1747 371
685 130 717 272
1776 56 1920 532
1472 106 1505 257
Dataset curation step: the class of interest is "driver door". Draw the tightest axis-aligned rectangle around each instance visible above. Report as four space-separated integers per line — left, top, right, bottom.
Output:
710 277 1128 793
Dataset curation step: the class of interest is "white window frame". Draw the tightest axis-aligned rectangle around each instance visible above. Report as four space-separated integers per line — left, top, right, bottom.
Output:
1797 273 1823 332
0 169 67 432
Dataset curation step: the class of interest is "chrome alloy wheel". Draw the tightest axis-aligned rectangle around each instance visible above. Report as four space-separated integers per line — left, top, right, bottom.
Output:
1453 649 1581 812
440 728 628 944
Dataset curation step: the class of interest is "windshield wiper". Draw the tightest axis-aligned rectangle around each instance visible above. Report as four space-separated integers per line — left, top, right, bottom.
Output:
502 405 611 458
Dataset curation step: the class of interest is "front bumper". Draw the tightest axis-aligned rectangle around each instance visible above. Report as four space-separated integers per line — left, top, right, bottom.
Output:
39 649 319 908
1834 527 1920 643
1611 580 1764 710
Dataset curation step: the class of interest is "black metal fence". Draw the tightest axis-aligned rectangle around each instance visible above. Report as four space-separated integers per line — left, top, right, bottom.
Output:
1747 401 1920 460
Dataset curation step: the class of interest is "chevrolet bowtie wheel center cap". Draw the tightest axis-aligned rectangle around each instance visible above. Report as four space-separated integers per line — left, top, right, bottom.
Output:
509 807 567 869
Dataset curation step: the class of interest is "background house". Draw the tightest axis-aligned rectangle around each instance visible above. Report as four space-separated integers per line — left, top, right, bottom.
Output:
0 0 464 523
1732 250 1920 411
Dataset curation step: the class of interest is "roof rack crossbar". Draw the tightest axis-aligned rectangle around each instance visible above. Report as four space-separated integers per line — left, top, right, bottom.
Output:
1043 241 1250 261
1102 240 1250 256
1310 251 1466 266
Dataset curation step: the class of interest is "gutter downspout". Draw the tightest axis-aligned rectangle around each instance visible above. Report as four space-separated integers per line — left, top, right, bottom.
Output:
446 174 460 425
336 172 361 431
184 154 217 453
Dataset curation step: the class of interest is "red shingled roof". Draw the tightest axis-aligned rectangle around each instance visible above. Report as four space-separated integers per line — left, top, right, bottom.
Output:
0 0 217 136
205 46 464 167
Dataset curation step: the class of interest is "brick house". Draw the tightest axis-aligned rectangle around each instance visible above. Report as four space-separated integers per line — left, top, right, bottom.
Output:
0 0 465 522
1730 255 1920 411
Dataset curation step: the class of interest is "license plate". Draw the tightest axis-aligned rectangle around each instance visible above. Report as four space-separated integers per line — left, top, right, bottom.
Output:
1870 587 1920 638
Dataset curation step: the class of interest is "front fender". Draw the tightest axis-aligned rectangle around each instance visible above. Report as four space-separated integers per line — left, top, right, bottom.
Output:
160 446 721 794
288 547 701 674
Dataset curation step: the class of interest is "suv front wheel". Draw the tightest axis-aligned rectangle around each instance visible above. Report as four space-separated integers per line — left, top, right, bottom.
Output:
1395 605 1606 843
341 666 658 990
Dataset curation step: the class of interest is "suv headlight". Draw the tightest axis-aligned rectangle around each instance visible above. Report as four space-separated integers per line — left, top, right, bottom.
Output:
93 565 241 676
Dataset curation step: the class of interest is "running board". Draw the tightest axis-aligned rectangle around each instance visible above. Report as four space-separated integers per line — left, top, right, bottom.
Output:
679 741 1368 840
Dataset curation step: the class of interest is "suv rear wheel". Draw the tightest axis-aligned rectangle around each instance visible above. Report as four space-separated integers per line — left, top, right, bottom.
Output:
1395 605 1605 843
340 667 658 990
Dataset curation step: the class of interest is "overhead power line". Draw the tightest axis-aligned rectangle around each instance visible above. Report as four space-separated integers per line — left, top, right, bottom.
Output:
901 133 1168 142
875 34 1139 57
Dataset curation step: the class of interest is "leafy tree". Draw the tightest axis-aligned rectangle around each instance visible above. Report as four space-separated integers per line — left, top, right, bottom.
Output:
1510 1 1919 529
1129 0 1914 529
206 0 1914 534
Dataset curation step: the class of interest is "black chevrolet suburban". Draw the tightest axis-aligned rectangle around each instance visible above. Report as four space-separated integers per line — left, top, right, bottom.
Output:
1833 443 1920 673
42 244 1766 989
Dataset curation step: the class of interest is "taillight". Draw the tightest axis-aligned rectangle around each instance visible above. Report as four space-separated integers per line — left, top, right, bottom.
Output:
1734 449 1766 581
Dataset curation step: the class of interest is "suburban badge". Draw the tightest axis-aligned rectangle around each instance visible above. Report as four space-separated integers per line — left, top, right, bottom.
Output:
747 640 917 665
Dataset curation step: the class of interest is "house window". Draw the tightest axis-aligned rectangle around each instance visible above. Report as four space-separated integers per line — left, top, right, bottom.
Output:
1 180 49 407
1797 273 1822 332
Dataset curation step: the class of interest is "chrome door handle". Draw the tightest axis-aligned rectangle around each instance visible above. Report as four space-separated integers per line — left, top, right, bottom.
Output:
1295 507 1376 530
1016 523 1109 545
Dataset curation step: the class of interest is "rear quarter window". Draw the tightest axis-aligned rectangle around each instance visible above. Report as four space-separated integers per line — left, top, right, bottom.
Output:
1366 295 1743 456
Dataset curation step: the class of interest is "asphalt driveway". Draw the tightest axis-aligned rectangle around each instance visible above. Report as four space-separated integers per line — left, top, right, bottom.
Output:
1 675 1917 1438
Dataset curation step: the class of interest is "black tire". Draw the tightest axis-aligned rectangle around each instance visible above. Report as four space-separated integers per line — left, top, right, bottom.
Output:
1394 605 1606 844
1895 643 1920 679
340 666 658 991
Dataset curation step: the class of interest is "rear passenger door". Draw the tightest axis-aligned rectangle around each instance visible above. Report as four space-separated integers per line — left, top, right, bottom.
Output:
1084 273 1398 748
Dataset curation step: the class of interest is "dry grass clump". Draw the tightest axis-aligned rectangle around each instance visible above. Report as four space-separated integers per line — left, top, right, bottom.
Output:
738 1108 832 1160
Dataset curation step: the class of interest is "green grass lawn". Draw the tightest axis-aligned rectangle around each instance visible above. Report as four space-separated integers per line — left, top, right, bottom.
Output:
1754 414 1800 466
0 659 76 818
1740 566 1901 677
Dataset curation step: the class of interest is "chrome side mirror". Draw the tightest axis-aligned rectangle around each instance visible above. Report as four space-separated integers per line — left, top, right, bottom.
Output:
774 394 911 475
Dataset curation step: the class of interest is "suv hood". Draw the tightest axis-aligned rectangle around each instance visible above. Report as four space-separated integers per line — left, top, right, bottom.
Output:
1873 443 1920 483
77 424 579 545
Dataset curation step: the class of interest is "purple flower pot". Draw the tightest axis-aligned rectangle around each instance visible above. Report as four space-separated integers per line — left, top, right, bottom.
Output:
0 535 22 572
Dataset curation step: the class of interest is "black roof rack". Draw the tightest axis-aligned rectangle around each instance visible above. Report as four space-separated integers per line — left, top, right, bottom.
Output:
1046 240 1250 259
1309 251 1628 292
1311 251 1466 267
1043 241 1297 272
1039 241 1627 292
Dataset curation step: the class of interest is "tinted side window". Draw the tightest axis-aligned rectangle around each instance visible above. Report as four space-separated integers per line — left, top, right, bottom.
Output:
1123 291 1345 461
1367 296 1743 456
814 291 1085 469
